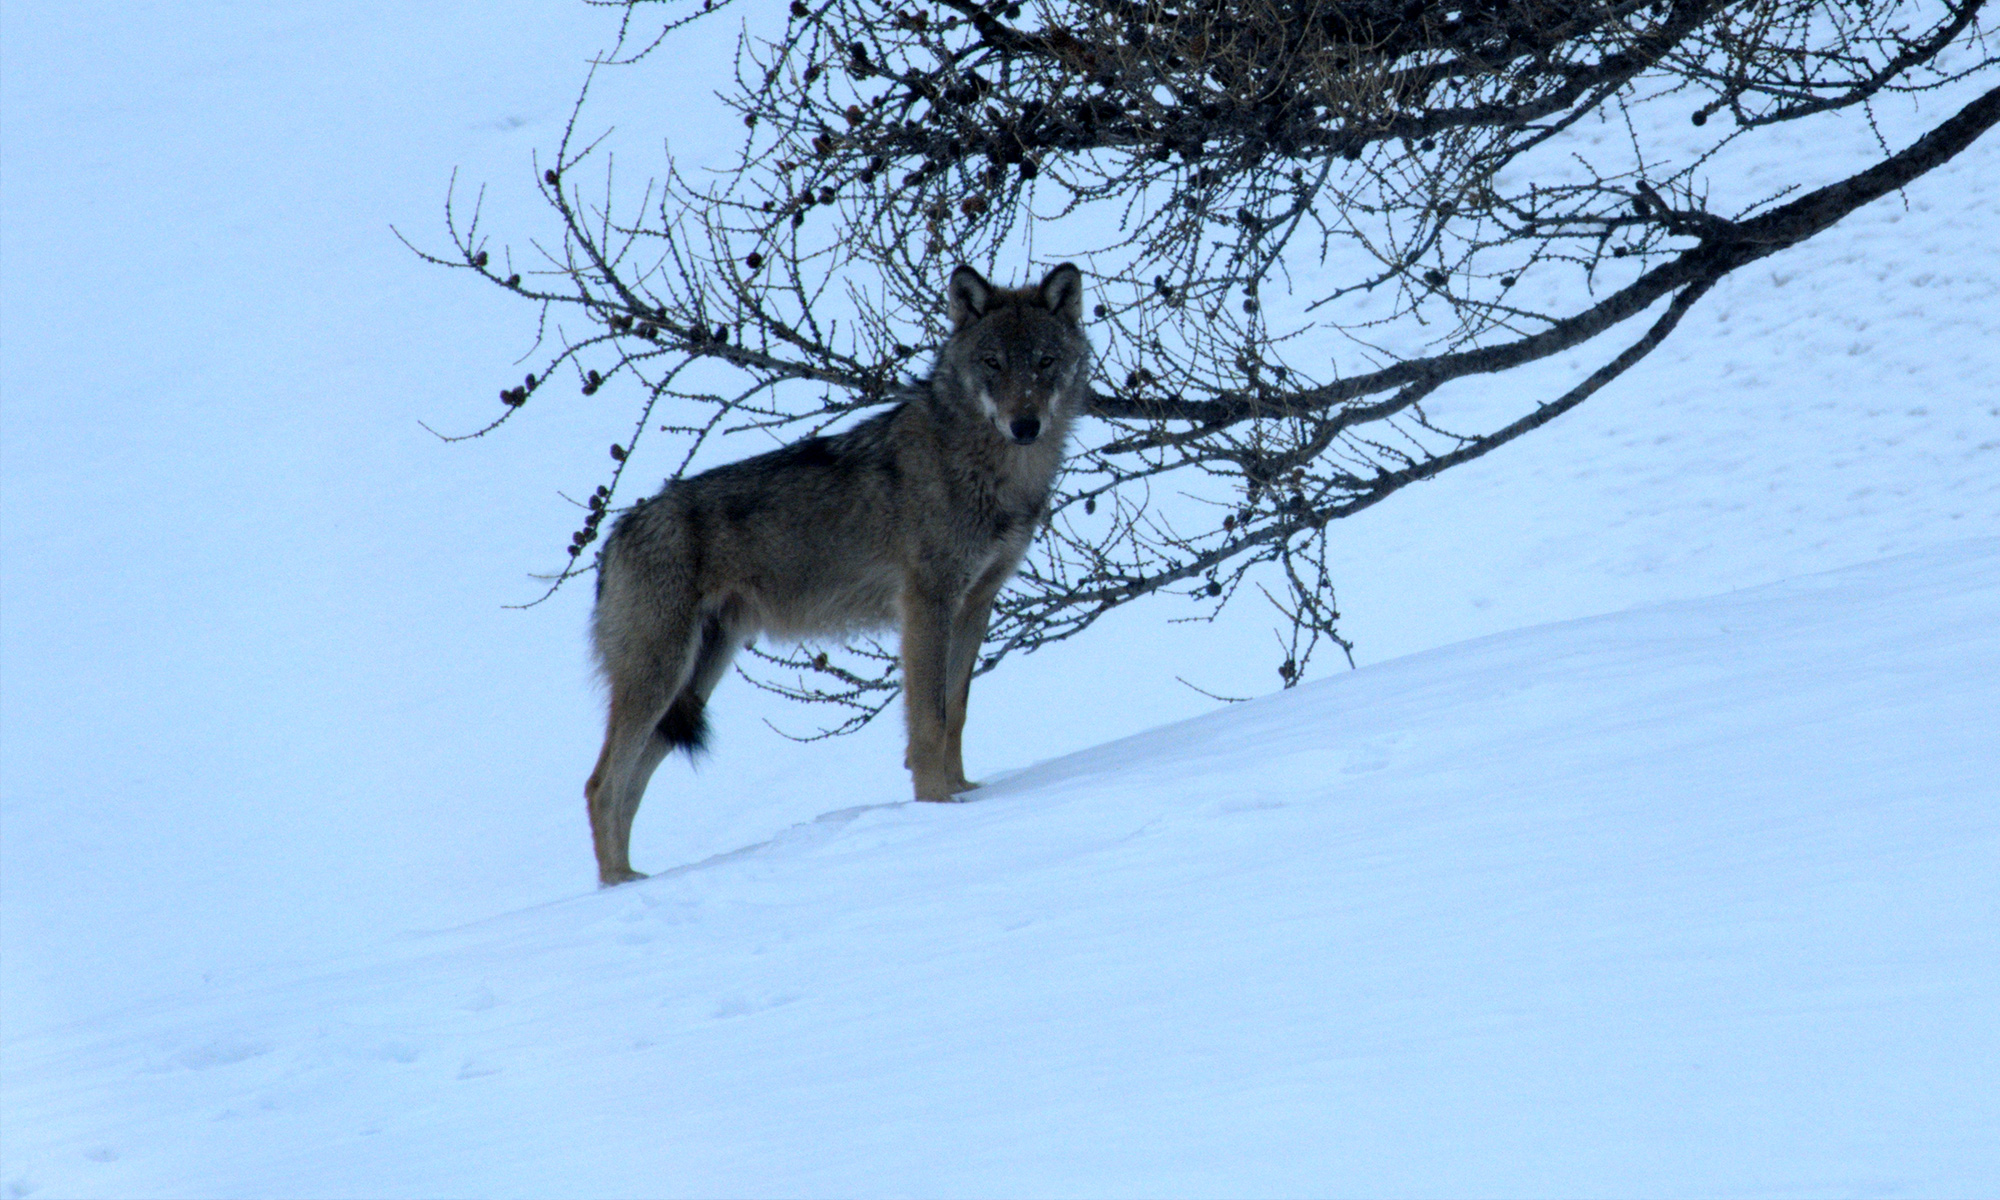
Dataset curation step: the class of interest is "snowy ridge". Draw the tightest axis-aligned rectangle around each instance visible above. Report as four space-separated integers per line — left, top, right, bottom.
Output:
5 543 1995 1198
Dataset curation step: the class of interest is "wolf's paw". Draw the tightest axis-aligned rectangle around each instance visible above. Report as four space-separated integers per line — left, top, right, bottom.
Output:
916 779 979 802
598 868 649 888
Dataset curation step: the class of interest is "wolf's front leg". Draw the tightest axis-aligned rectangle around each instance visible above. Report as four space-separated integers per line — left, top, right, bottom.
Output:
942 563 1010 792
899 586 961 800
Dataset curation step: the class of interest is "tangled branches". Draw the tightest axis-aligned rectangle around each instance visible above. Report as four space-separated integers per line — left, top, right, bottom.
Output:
413 0 1997 732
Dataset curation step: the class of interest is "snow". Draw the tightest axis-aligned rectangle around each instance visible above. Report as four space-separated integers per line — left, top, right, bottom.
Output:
3 3 1997 1196
5 544 1996 1197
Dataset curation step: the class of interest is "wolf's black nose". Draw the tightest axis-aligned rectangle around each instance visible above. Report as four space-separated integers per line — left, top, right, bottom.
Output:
1009 416 1041 444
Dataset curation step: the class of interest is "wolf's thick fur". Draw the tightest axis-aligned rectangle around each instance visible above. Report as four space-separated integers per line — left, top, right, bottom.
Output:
584 264 1091 885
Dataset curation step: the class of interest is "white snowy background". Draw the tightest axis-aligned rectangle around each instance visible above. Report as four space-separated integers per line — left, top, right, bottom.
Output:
2 3 1995 1197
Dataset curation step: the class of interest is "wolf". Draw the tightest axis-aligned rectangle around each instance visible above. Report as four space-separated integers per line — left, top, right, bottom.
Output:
583 263 1091 885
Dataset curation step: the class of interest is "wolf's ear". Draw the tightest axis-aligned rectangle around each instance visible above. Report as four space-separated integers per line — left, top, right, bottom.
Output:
947 265 994 330
1038 263 1084 324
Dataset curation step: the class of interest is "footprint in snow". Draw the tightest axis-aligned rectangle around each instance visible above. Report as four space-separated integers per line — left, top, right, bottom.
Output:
1341 731 1414 774
374 1042 420 1065
711 991 803 1019
1217 797 1286 814
166 1038 273 1071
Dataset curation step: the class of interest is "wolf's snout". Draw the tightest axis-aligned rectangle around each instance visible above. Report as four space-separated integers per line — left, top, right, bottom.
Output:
1009 416 1041 444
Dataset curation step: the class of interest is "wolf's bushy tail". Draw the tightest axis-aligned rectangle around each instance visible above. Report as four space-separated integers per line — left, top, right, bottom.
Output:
656 697 711 756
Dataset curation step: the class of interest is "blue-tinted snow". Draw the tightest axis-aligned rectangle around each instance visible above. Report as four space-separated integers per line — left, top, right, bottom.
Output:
3 3 1996 1195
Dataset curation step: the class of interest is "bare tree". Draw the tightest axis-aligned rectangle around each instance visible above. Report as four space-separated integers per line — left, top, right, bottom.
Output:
413 0 1997 733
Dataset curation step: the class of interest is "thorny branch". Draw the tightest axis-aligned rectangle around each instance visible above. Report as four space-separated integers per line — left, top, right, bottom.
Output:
415 0 1997 731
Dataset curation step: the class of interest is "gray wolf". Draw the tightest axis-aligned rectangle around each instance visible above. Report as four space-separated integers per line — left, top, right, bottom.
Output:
584 263 1091 885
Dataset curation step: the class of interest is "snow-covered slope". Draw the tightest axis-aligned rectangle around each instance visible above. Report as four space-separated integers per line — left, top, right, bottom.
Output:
5 543 1996 1197
4 4 1998 1194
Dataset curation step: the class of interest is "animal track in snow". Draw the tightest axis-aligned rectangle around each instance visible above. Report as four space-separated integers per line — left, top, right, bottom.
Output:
156 1038 273 1072
710 990 803 1019
1341 731 1414 774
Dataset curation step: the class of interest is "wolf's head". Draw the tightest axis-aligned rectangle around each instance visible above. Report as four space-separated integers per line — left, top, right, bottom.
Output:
938 263 1091 447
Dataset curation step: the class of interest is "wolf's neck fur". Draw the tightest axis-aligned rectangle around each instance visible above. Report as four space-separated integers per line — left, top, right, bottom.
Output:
915 380 1068 512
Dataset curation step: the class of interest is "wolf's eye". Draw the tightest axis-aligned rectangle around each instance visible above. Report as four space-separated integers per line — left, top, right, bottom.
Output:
1037 355 1054 370
983 355 1002 369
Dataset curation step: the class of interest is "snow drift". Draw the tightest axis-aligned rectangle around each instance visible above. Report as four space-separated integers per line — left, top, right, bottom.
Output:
5 542 1995 1198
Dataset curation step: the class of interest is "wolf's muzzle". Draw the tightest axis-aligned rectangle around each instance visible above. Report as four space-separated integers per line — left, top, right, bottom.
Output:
1009 416 1041 444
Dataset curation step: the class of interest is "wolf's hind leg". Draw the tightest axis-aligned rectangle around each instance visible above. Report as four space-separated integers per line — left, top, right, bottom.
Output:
586 619 700 886
586 686 672 886
606 729 674 876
